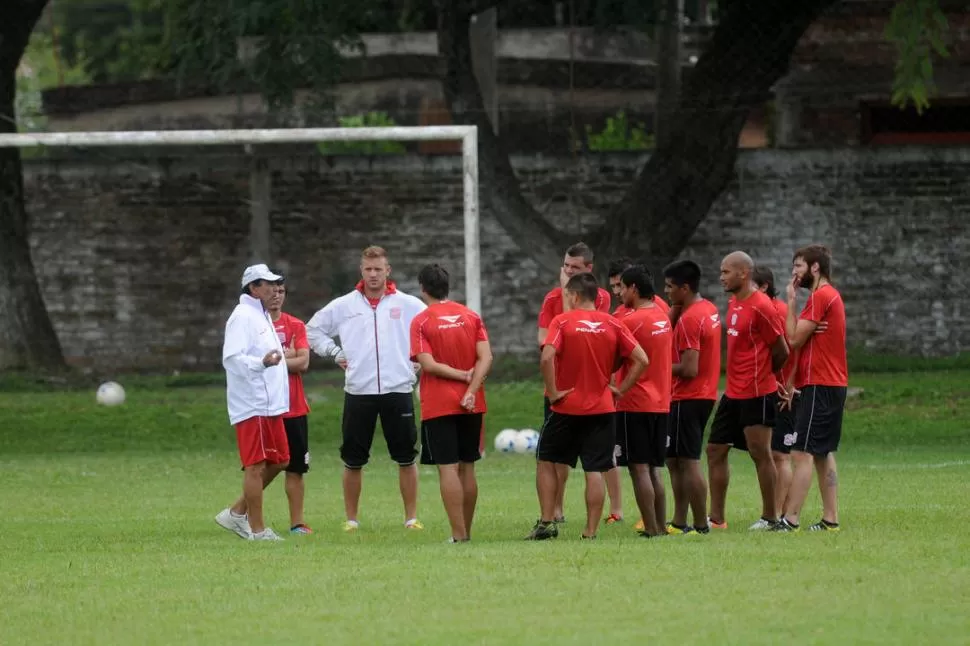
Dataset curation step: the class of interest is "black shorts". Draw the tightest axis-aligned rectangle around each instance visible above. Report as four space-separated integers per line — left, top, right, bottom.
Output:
615 412 668 468
708 393 779 450
283 415 310 474
667 399 715 460
340 392 418 469
771 394 800 454
543 396 552 423
792 385 847 456
420 413 483 466
537 412 614 473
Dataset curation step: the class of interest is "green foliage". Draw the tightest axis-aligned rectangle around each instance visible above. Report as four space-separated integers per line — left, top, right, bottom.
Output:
316 112 407 156
165 0 376 116
51 0 169 83
885 0 950 114
15 32 92 133
583 111 655 151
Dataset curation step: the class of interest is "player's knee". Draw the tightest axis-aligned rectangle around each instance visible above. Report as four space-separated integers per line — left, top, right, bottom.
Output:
706 444 728 463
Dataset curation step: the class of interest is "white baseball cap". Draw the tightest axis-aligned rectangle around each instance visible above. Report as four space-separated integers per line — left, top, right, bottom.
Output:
240 263 283 287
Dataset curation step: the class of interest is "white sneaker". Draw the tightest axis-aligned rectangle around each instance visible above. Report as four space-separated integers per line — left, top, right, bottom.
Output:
215 508 252 539
250 527 283 541
748 518 774 531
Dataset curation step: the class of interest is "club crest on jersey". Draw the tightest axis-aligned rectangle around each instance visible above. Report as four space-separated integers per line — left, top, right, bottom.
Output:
390 307 402 320
577 320 605 334
437 315 465 329
731 313 738 325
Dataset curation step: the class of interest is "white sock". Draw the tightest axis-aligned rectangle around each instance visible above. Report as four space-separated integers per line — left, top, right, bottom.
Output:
405 518 418 527
346 519 359 528
230 510 246 519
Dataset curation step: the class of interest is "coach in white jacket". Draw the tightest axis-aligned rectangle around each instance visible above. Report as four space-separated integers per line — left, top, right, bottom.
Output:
307 246 427 532
215 264 290 542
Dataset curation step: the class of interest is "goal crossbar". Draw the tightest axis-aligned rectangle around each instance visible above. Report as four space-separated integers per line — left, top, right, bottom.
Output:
0 126 482 313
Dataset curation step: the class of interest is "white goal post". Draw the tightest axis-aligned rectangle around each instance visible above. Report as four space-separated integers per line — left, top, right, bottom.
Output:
0 125 482 313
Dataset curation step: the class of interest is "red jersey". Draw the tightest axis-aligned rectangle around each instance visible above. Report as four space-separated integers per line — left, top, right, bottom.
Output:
273 312 310 418
542 309 639 415
614 295 669 319
615 305 672 413
725 291 785 399
409 301 489 421
795 284 848 388
538 287 612 329
671 298 722 402
772 298 797 385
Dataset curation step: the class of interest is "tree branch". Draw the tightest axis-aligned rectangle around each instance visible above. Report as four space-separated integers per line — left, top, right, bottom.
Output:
590 0 839 280
436 0 572 275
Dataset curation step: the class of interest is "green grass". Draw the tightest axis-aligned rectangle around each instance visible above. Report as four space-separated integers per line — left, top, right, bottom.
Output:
2 371 970 645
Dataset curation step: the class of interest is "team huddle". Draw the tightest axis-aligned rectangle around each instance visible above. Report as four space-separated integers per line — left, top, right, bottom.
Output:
215 242 847 542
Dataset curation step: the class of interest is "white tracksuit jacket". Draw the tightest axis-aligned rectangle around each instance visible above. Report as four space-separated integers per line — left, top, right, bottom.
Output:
222 294 290 424
306 284 426 395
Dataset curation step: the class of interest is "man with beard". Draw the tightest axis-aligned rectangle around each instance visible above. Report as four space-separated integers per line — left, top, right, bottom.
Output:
778 244 848 532
706 251 789 531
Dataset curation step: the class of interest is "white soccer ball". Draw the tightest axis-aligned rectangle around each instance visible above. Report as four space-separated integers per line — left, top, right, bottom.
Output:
96 381 126 406
494 429 518 453
518 428 540 453
512 431 532 454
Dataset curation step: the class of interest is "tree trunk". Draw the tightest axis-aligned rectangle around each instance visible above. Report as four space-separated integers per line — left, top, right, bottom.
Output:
437 1 571 276
654 0 683 150
593 0 838 279
437 0 837 284
0 0 67 371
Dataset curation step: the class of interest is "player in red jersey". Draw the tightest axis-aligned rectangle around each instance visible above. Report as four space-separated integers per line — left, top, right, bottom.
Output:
410 264 493 543
779 245 848 532
613 265 672 538
663 260 720 534
268 279 314 535
536 242 612 525
753 265 797 522
610 257 671 320
707 251 789 531
527 273 648 540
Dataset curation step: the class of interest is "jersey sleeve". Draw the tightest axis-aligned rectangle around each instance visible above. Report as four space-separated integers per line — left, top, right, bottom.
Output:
542 316 565 353
758 301 784 345
292 319 310 351
677 312 703 352
537 292 558 328
612 318 639 357
474 314 489 342
596 289 612 313
799 291 829 324
409 314 429 361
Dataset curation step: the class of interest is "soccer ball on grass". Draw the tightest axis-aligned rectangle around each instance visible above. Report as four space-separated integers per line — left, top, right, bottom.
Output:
96 381 126 406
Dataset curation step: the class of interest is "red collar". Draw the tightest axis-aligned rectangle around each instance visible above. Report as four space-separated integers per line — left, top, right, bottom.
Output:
355 280 397 297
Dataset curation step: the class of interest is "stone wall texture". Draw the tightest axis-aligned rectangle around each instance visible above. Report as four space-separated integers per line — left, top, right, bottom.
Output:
23 146 970 372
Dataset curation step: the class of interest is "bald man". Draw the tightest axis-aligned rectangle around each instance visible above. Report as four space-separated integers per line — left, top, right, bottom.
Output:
706 251 789 531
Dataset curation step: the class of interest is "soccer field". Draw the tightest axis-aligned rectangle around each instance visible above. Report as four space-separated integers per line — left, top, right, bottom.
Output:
2 369 969 645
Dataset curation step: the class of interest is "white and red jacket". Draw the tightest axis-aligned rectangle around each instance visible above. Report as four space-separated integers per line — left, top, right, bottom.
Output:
223 294 290 425
307 281 426 395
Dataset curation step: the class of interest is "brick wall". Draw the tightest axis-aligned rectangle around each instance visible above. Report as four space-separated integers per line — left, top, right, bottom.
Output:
23 146 970 372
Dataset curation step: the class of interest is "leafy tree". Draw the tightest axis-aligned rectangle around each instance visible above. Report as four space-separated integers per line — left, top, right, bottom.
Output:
0 0 953 369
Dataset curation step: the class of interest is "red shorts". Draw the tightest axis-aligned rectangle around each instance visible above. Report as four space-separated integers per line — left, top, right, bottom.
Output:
234 415 290 467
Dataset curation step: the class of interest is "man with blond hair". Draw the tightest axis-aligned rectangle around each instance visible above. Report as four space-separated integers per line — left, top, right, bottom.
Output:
307 246 427 532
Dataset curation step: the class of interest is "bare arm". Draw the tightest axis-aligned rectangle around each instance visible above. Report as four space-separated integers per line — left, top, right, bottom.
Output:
614 345 648 395
466 341 493 395
770 335 790 373
284 348 310 373
540 344 571 403
672 348 699 379
789 319 819 351
414 353 472 383
537 327 548 347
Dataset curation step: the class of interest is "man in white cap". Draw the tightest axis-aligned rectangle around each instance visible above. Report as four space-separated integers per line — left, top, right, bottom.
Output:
215 263 291 541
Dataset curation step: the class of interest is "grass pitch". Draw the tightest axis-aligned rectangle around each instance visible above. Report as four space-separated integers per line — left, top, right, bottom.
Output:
1 369 969 645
